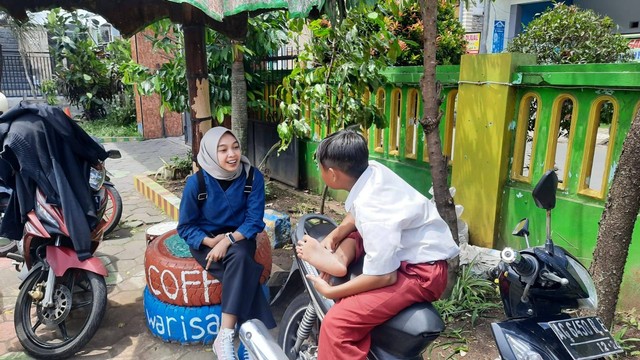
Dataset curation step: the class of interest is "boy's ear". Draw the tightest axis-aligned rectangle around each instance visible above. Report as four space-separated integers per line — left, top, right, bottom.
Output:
327 167 338 182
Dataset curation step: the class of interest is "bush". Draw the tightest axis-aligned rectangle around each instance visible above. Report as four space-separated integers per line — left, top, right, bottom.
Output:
507 3 632 64
385 0 467 66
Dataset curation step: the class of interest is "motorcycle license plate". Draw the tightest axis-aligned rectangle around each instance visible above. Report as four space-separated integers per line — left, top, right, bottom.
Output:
548 316 622 360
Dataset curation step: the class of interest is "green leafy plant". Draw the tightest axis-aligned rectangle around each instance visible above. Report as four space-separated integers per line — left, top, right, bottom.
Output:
507 3 633 64
40 79 58 105
433 261 501 326
276 4 399 149
121 13 288 122
169 151 193 178
45 9 128 120
385 0 467 66
78 118 139 137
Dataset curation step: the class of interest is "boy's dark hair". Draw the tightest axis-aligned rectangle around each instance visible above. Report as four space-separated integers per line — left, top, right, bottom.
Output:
316 129 369 179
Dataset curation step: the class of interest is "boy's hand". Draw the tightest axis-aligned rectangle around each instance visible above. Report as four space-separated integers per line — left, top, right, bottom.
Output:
321 235 339 253
306 274 333 298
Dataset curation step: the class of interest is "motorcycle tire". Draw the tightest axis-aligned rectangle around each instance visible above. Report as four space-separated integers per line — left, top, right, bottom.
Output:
0 237 17 257
14 267 107 360
103 184 123 236
278 292 319 360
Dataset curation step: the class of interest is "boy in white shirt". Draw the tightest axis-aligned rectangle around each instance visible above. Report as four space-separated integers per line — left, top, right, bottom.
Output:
296 129 459 360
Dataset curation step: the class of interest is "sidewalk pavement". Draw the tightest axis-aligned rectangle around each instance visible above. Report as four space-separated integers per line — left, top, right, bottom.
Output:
0 137 231 359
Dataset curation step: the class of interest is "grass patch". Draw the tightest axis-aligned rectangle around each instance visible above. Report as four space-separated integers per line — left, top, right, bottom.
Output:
78 119 139 137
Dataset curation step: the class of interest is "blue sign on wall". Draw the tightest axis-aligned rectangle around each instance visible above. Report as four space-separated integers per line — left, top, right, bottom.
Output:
492 20 506 53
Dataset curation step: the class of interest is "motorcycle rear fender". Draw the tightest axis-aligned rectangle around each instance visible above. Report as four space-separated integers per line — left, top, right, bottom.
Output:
46 246 108 277
269 261 302 306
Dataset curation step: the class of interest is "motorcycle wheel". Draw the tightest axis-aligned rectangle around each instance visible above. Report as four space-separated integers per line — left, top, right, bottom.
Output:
14 267 107 360
278 292 320 360
103 184 123 236
0 237 17 257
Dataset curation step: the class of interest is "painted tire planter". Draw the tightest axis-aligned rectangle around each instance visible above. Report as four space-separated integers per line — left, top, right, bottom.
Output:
143 286 220 344
143 285 270 345
144 229 272 307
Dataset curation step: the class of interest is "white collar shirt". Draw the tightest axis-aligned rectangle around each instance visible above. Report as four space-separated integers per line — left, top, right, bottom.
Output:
345 161 460 276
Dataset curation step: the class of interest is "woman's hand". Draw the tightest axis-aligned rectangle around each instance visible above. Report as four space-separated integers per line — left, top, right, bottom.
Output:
205 239 231 269
202 234 225 248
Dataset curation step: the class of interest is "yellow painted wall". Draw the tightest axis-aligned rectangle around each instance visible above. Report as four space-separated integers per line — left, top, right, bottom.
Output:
451 53 536 247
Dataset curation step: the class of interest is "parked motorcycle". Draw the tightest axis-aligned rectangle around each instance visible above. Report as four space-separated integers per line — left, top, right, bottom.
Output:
0 102 123 359
5 150 121 359
270 214 445 360
491 170 623 360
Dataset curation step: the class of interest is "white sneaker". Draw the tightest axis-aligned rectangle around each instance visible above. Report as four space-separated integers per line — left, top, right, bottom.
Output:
213 328 236 360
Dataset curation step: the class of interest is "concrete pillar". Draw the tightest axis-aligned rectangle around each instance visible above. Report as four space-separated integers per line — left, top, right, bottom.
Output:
451 53 536 248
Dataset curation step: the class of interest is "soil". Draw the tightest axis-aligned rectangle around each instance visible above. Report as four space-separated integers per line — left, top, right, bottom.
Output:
154 176 640 360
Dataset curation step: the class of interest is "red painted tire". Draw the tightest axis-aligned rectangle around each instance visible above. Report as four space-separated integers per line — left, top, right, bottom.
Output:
144 229 272 307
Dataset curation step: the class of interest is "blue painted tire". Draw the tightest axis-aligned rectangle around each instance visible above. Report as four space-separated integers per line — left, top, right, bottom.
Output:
143 285 271 345
143 286 221 344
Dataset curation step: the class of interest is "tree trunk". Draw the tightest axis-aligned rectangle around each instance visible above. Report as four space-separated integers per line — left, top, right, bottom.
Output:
183 13 212 167
419 0 459 298
231 41 249 154
589 109 640 329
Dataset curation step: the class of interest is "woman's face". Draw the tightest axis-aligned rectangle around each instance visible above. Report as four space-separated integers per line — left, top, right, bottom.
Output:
217 132 241 172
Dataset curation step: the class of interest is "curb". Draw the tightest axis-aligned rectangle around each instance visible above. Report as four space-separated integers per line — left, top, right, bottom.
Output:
97 136 143 143
134 173 181 221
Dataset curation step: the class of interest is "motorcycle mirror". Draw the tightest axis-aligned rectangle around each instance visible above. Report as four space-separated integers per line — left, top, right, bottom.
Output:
532 170 558 210
108 150 122 159
512 218 529 237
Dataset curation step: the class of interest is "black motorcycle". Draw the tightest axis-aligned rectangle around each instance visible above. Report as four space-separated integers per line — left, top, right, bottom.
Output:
271 214 445 360
0 184 15 256
491 170 623 360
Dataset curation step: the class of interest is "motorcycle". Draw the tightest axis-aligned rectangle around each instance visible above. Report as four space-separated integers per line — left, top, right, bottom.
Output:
6 151 121 359
270 213 445 360
491 170 623 360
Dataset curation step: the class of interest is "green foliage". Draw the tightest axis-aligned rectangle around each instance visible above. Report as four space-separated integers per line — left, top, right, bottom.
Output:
45 9 131 120
78 118 139 137
433 262 501 326
169 150 194 176
385 0 467 66
41 79 58 105
277 4 398 149
507 3 633 64
120 13 289 122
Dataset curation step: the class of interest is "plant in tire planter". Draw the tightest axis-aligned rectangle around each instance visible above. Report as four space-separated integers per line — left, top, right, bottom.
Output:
144 229 272 307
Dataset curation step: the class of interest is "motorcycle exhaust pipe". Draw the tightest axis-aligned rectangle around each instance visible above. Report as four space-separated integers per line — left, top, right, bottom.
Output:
239 319 288 360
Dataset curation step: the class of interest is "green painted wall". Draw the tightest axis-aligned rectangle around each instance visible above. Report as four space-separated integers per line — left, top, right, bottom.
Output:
500 62 640 308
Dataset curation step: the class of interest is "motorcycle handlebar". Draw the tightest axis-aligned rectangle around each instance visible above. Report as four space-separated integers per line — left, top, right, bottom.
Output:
501 248 537 277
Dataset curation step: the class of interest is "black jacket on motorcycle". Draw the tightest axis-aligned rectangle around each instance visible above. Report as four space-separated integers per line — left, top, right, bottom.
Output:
0 102 108 260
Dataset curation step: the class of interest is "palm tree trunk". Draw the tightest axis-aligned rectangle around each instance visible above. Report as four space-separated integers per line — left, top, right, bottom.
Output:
419 0 459 298
231 41 249 153
590 109 640 328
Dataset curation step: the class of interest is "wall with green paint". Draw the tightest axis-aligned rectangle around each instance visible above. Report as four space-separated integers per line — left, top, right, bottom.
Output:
500 62 640 308
303 65 459 198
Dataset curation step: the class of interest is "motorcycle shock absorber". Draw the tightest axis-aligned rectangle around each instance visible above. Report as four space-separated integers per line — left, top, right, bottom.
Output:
293 303 318 354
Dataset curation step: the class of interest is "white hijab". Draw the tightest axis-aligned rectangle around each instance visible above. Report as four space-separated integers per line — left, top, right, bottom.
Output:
197 127 251 181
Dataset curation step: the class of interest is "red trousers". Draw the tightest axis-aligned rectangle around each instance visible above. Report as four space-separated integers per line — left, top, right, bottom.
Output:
317 234 448 360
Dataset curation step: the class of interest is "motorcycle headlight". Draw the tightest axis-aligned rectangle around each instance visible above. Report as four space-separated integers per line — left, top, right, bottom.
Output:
89 166 106 191
567 256 598 310
505 334 543 360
